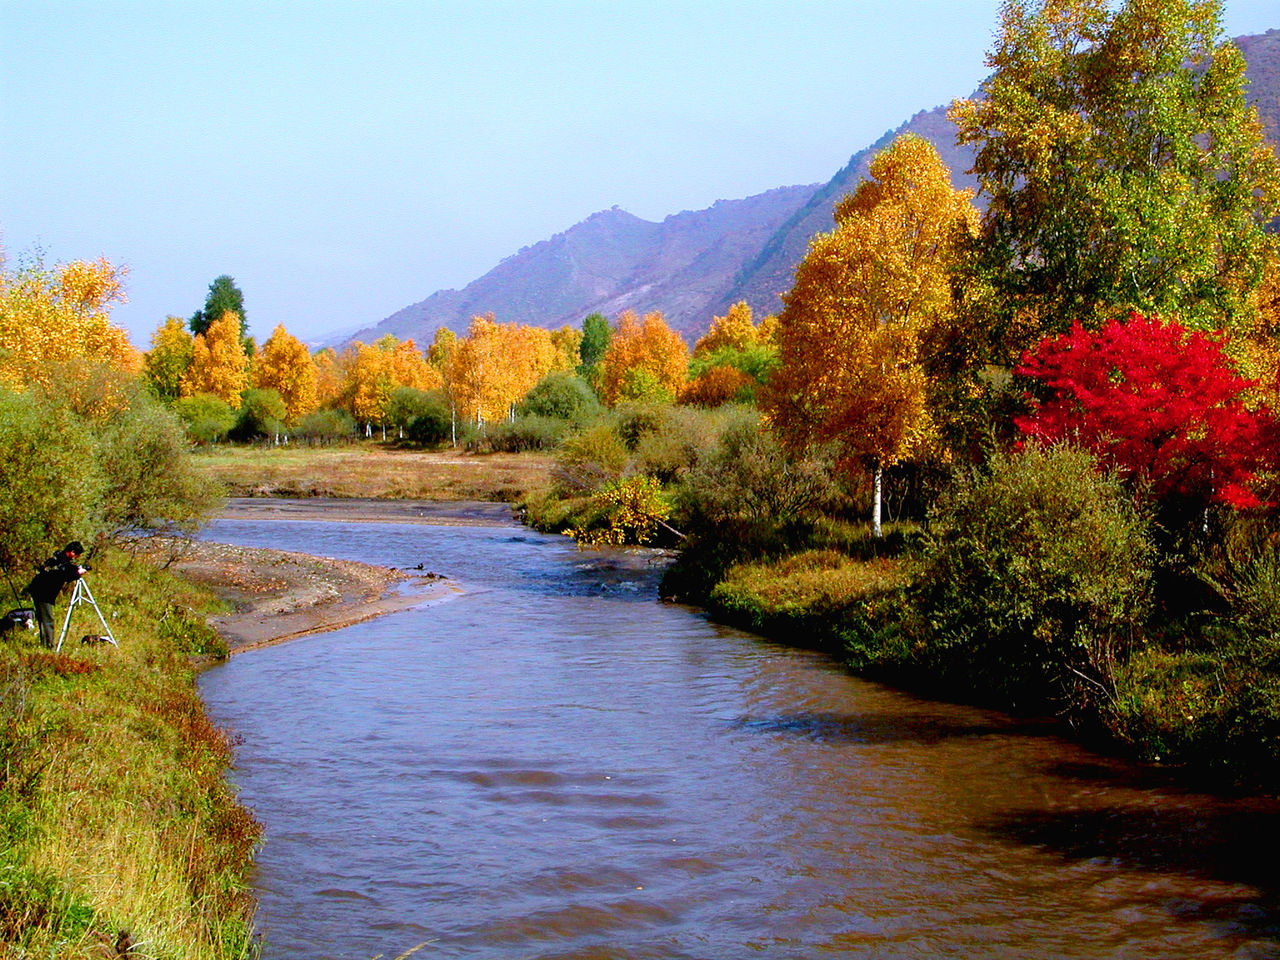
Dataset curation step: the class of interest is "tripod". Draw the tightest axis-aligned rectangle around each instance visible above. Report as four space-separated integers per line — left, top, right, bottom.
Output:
55 578 117 652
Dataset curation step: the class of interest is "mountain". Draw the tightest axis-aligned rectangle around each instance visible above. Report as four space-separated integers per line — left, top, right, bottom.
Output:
357 29 1280 348
346 186 819 344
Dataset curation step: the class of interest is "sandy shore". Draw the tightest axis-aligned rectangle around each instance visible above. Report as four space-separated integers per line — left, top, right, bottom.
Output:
156 499 513 655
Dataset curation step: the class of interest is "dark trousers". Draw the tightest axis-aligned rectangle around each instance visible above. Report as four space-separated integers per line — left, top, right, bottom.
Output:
34 600 56 648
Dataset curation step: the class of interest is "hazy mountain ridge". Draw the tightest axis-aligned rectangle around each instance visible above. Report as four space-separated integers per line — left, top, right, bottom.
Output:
355 29 1279 348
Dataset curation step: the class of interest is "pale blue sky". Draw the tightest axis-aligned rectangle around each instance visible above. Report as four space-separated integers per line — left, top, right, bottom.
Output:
3 1 1277 346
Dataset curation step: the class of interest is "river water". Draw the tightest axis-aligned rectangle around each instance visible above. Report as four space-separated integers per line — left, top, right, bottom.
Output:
196 514 1280 960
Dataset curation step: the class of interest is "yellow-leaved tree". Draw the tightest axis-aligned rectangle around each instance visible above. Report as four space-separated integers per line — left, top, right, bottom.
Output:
0 256 140 393
598 310 689 406
254 324 318 425
764 133 979 536
144 316 195 402
183 310 250 408
448 316 563 424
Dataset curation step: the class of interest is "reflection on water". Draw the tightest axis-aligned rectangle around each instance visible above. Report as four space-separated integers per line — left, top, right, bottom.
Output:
197 517 1280 960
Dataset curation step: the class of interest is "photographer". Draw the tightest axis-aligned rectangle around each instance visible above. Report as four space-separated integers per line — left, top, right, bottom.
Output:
25 541 87 649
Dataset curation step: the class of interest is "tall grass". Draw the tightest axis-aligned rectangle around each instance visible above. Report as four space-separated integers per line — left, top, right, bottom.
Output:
0 546 259 959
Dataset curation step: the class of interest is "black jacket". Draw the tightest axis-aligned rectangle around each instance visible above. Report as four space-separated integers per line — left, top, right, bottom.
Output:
25 553 83 604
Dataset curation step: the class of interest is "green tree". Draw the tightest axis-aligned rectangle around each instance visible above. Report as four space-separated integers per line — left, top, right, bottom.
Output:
950 0 1280 348
577 312 611 386
189 274 246 338
143 316 195 402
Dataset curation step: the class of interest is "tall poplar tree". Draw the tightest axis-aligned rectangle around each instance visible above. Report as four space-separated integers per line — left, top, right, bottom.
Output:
950 0 1280 348
765 134 978 536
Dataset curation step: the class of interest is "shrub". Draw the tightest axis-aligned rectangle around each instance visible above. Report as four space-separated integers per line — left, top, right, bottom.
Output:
295 408 356 444
228 388 286 441
404 402 452 447
174 393 235 445
385 386 445 431
569 476 672 546
0 391 104 572
519 372 600 421
918 443 1153 713
555 420 629 493
96 394 221 536
477 415 567 453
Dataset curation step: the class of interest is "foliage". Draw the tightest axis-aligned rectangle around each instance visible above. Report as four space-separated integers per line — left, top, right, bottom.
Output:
918 443 1153 712
554 420 630 493
764 134 979 531
294 407 356 444
144 317 195 403
95 394 220 536
0 391 104 573
693 301 761 356
1016 312 1280 519
680 364 758 407
449 315 567 424
383 386 443 430
598 310 689 406
518 371 600 421
183 312 249 409
188 274 246 338
0 255 140 396
474 415 568 453
404 404 453 447
253 325 317 425
950 0 1280 344
569 475 671 546
577 312 611 384
344 335 441 426
228 388 287 442
174 394 236 445
679 416 842 530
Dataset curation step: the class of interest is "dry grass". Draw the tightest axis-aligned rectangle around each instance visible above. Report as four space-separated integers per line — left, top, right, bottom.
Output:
195 444 555 502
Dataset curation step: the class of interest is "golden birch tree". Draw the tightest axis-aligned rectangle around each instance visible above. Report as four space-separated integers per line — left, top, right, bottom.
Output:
448 316 563 424
183 310 250 408
764 133 979 535
599 310 689 406
254 324 318 425
0 256 140 393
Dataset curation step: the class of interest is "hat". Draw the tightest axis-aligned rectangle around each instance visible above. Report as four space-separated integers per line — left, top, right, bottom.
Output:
63 541 84 555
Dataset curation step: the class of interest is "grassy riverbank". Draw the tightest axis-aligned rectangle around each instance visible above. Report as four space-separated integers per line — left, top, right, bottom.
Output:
195 445 554 502
0 546 259 959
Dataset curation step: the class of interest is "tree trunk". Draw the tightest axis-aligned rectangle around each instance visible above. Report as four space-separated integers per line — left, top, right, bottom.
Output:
872 460 883 538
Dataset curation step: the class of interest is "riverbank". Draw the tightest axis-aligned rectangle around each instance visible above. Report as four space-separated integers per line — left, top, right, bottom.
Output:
140 498 513 656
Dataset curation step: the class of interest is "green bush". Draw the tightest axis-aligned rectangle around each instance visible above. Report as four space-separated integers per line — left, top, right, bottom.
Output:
229 388 286 442
917 443 1153 712
477 415 568 453
295 408 356 444
174 393 235 445
96 393 221 536
555 420 629 492
519 372 600 421
385 387 446 431
405 402 452 447
0 391 104 573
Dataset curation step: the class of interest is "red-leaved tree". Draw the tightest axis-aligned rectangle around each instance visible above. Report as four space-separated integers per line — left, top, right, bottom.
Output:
1015 312 1279 514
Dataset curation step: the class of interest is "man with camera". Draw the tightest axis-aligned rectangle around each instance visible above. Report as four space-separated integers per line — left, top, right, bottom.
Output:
25 541 88 649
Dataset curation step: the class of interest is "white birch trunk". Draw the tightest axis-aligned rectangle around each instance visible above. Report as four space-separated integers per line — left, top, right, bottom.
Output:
872 461 883 539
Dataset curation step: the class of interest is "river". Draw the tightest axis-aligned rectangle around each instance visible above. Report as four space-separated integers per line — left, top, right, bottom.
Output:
196 513 1280 960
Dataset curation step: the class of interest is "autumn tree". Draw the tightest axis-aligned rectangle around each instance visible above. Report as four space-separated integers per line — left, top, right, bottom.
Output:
1016 311 1280 521
686 301 778 403
183 310 250 408
764 134 979 535
143 317 195 402
950 0 1280 348
448 316 563 424
598 310 689 406
311 347 347 409
190 274 246 338
254 324 318 425
0 255 140 393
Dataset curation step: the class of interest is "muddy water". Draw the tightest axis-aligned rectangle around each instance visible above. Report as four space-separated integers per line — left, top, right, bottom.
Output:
197 516 1280 960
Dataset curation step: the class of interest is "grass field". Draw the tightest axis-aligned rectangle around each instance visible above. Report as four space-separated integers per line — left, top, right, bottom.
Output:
194 444 556 502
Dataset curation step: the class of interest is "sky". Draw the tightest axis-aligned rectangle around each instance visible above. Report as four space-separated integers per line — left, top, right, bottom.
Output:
3 1 1278 348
